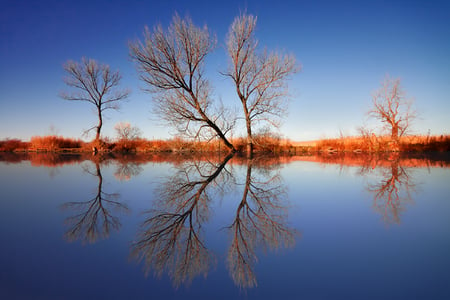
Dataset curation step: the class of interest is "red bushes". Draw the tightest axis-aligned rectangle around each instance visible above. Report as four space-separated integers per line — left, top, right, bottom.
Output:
0 139 29 151
29 135 83 151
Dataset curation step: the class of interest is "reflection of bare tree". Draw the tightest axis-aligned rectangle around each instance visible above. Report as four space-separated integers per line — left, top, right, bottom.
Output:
227 159 296 288
366 159 416 225
131 153 234 287
61 158 128 244
114 161 144 181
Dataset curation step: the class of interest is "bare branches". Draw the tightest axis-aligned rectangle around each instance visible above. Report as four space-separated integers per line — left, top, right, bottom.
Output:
368 75 416 141
225 13 300 153
61 57 130 141
130 14 235 151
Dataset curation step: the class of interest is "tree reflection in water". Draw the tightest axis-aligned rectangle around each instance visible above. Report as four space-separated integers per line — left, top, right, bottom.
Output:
313 153 419 225
131 153 234 287
131 154 296 288
61 155 129 244
365 156 417 225
227 157 296 288
113 157 144 181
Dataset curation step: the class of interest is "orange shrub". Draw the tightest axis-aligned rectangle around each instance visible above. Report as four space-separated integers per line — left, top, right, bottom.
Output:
0 139 29 151
30 135 83 151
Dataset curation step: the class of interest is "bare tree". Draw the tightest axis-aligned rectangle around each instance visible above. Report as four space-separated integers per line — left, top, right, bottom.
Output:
61 57 130 142
368 75 416 142
114 122 142 141
129 14 236 152
224 13 299 154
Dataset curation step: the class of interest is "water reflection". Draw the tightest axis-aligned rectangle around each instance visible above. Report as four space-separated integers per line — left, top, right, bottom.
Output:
2 151 448 291
312 153 419 225
114 159 144 181
131 153 234 287
227 157 296 288
131 154 296 288
60 155 129 244
364 157 417 225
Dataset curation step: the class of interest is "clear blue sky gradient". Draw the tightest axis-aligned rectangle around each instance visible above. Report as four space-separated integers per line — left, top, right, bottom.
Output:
1 0 449 141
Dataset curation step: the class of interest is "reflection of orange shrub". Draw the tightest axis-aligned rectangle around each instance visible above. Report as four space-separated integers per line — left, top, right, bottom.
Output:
30 135 83 151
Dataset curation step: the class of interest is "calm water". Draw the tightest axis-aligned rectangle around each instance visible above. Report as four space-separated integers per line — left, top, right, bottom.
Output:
1 152 449 299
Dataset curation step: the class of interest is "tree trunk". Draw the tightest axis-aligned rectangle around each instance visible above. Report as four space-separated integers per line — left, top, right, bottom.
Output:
199 109 235 153
243 103 253 157
391 124 399 141
246 119 253 157
96 106 103 142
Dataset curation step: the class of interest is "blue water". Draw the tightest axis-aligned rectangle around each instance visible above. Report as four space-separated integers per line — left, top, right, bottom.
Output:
1 154 449 299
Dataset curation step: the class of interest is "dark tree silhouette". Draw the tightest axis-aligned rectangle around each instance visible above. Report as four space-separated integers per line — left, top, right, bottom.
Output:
61 57 130 142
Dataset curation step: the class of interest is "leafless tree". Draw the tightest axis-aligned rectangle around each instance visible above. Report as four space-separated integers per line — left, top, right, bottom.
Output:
224 13 300 154
129 14 236 152
227 159 296 288
61 57 130 142
368 75 416 142
131 154 234 287
113 160 144 181
114 122 142 141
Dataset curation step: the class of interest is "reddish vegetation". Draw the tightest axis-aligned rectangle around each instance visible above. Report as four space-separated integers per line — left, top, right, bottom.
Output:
0 133 449 154
29 135 83 151
309 134 450 153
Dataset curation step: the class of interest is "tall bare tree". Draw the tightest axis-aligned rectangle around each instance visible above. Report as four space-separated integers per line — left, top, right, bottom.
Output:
368 75 416 142
61 57 130 142
225 14 299 154
129 14 236 152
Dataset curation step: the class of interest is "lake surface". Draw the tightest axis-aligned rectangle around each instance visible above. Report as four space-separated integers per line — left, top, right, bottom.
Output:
1 152 449 299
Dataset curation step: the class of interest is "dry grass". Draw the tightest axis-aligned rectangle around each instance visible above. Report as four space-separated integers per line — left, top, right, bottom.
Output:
1 134 449 154
309 134 450 153
29 135 84 151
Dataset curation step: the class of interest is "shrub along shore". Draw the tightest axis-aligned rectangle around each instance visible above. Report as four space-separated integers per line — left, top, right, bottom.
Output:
1 134 449 154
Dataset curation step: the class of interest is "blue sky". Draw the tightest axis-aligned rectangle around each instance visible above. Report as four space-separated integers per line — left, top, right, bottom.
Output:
1 0 449 141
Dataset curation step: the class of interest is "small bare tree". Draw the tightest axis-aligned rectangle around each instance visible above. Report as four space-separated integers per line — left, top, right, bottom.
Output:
224 13 299 154
368 75 416 142
114 122 142 141
129 14 236 152
61 57 130 142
